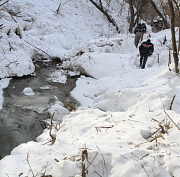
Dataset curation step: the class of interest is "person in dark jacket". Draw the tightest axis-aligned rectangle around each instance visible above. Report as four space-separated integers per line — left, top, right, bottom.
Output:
134 23 143 48
139 39 154 69
141 23 147 34
151 20 158 33
157 18 163 31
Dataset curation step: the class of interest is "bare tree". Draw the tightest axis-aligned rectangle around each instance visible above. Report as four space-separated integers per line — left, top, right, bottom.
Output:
89 0 121 33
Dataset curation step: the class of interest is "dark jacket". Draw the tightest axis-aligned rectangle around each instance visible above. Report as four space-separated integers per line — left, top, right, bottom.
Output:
134 25 142 34
141 24 147 33
151 22 158 28
157 20 163 29
139 40 154 56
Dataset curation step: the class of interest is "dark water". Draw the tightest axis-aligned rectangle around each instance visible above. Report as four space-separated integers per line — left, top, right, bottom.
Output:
0 60 79 159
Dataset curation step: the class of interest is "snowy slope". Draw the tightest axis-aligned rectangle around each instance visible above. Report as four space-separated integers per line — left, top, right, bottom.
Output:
1 29 180 176
0 0 129 78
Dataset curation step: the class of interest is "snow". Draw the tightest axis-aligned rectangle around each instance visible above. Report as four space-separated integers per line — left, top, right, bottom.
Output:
22 87 35 96
0 0 180 176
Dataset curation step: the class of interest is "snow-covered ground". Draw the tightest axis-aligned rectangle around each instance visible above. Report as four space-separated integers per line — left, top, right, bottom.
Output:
0 0 180 176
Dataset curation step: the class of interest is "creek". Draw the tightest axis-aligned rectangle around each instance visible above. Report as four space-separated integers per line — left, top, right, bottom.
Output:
0 59 79 159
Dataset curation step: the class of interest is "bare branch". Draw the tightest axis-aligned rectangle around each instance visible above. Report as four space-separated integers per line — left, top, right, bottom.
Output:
164 110 180 131
24 40 52 59
170 94 176 110
27 151 35 177
0 0 9 7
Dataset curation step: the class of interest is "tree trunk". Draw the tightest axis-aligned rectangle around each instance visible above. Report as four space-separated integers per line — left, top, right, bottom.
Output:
129 0 135 33
178 27 180 53
168 0 179 73
172 0 180 53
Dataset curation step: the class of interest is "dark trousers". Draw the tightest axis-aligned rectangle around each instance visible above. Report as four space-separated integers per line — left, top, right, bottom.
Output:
140 54 148 69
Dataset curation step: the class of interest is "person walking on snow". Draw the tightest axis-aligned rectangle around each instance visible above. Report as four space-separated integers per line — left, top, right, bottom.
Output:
134 23 143 48
139 39 154 69
151 20 158 33
141 23 147 34
157 18 163 32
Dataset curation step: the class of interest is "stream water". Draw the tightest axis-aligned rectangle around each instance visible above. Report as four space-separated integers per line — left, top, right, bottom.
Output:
0 60 79 159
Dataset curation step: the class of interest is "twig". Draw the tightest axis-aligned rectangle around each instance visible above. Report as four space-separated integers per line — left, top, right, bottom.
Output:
145 128 161 140
38 162 50 175
0 0 9 7
5 173 9 177
84 152 98 172
164 110 180 131
56 0 71 14
140 153 149 160
56 3 61 14
0 24 4 30
49 112 56 144
78 152 98 176
9 42 15 51
94 171 102 177
159 124 166 134
25 40 52 59
141 164 149 177
97 146 106 171
170 94 176 110
27 151 35 177
158 93 165 109
95 125 114 129
149 134 165 142
95 125 114 133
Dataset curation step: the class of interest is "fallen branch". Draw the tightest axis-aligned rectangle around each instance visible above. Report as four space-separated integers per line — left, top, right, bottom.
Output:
25 40 52 59
0 0 9 7
95 125 114 129
27 151 35 177
95 125 114 133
